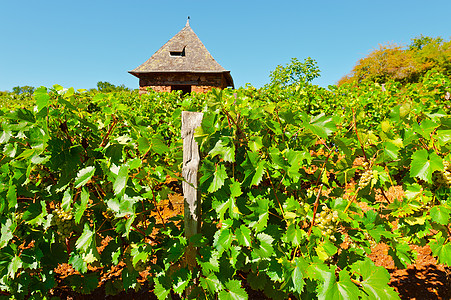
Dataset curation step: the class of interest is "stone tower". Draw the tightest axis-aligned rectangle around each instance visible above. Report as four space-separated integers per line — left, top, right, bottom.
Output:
129 18 234 94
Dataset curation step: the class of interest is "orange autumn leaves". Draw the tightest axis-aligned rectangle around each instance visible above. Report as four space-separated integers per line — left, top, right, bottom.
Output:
339 36 451 85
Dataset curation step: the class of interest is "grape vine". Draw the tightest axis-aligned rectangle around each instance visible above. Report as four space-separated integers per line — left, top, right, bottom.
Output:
0 70 450 299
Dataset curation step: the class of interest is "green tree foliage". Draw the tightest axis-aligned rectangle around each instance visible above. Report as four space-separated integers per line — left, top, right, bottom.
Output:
410 35 451 78
268 57 321 87
12 85 35 95
95 81 132 93
339 35 451 85
409 35 442 51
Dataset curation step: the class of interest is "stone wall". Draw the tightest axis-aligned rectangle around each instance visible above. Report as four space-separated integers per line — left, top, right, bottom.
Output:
191 86 215 93
138 72 228 94
139 85 171 94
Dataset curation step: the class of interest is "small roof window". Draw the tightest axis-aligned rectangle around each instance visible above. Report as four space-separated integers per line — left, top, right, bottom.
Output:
170 47 185 57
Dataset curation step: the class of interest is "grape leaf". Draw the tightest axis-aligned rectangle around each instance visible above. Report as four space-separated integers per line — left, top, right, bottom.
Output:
172 267 192 295
286 224 305 246
3 142 17 158
34 86 49 111
247 196 269 232
128 158 142 170
235 225 252 247
266 259 283 284
410 149 442 183
430 205 451 225
213 228 233 254
76 223 94 252
0 219 15 249
316 240 338 261
429 234 451 266
208 164 227 193
122 268 139 292
252 233 274 258
383 141 400 160
209 137 235 162
113 164 129 195
413 119 439 139
74 166 96 189
0 130 11 144
404 183 422 200
285 150 310 181
75 187 89 224
291 257 307 294
218 279 248 300
22 201 45 224
230 179 242 198
241 151 266 187
69 253 88 274
351 259 400 300
61 188 72 211
7 184 17 210
248 136 263 152
151 137 170 155
436 129 451 146
251 161 266 186
388 242 415 268
200 273 223 294
306 113 336 139
7 255 22 279
137 136 150 154
310 264 360 300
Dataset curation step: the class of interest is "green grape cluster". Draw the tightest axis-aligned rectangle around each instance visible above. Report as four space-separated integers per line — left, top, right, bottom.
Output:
315 207 339 242
306 187 316 198
50 205 74 240
346 238 359 250
345 231 376 250
433 160 451 187
358 161 373 189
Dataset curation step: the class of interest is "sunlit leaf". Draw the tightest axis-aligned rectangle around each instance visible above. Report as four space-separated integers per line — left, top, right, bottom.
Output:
74 166 96 189
410 149 442 183
113 164 129 195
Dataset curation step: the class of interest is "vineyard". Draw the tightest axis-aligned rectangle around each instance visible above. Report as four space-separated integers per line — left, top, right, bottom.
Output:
1 69 451 299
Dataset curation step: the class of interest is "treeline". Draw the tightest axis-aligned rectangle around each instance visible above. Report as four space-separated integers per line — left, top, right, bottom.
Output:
339 35 451 85
1 81 135 96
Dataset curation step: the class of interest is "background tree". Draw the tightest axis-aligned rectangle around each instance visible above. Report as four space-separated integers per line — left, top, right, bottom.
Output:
96 81 132 93
12 85 35 95
410 35 451 78
268 57 321 87
338 35 451 85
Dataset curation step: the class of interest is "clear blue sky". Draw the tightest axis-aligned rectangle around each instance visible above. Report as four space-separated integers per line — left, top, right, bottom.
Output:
1 0 450 91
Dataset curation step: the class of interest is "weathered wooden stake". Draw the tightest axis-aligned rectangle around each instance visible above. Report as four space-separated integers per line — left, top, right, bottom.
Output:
181 111 203 273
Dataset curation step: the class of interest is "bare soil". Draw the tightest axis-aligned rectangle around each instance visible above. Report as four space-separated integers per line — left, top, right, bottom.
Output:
370 243 450 300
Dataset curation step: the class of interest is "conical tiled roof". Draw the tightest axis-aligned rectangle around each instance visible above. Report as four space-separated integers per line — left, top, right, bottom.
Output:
129 19 233 87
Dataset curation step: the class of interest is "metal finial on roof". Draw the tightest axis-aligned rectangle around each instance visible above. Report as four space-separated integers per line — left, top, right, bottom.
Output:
186 16 190 27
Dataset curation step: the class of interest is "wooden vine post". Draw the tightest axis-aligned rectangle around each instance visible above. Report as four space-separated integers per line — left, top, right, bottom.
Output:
181 111 203 273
